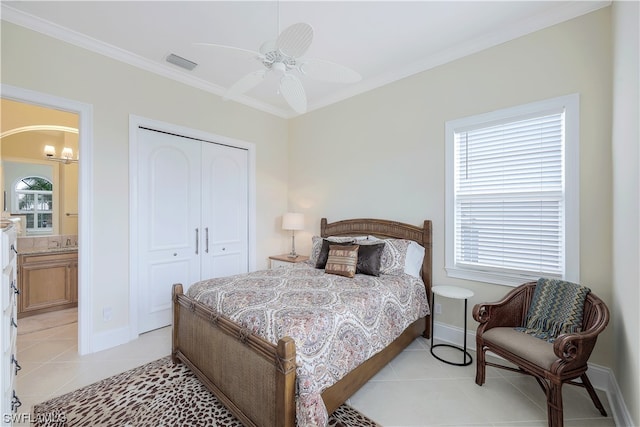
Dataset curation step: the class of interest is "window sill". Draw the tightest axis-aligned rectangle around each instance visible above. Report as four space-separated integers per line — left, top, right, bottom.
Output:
445 266 556 287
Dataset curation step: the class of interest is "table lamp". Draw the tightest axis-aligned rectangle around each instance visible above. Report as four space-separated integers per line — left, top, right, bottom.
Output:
282 212 304 258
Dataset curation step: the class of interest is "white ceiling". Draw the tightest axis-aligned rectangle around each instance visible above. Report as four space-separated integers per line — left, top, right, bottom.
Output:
2 1 609 118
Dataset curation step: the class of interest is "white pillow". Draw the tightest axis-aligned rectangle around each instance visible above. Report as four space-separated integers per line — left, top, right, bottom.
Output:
404 241 425 278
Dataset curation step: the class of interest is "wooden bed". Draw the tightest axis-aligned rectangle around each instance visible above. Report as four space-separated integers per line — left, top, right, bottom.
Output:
172 217 432 427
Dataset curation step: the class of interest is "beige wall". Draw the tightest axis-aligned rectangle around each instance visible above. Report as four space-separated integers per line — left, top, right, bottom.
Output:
611 1 639 425
289 9 614 366
1 21 290 335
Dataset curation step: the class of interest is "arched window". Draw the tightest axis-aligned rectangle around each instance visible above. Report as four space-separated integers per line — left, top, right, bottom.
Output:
14 176 53 234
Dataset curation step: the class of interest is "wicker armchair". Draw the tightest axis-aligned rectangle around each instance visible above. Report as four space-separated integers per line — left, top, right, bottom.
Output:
473 281 610 427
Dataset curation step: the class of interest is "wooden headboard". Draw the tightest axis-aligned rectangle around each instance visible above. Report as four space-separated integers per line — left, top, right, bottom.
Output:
320 217 433 338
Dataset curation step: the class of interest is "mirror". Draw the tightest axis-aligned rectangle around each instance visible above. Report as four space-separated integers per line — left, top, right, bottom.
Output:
0 98 79 236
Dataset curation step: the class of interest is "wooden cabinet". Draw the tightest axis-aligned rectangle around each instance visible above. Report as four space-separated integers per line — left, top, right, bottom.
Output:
18 250 78 318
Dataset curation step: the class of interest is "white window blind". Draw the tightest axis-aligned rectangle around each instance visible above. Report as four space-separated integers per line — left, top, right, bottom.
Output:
445 94 579 286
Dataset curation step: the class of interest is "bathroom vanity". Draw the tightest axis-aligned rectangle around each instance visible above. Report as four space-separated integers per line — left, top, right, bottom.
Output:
17 239 78 318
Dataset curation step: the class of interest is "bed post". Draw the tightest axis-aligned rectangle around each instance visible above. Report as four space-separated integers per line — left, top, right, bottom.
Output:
172 283 183 364
275 337 297 427
320 217 328 236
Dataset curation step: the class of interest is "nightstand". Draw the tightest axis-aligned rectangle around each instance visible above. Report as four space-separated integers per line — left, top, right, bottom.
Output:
268 254 309 269
430 285 474 366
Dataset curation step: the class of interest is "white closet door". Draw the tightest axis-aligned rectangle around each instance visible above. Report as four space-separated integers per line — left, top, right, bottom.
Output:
136 128 201 333
200 142 249 279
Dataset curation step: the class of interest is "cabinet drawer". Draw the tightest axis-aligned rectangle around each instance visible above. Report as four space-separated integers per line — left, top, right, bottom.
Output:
270 259 293 269
19 251 78 265
1 227 17 270
3 308 16 355
2 311 9 354
2 269 11 312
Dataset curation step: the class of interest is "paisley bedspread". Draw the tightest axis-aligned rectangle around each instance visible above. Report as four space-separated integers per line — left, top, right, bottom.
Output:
186 262 429 427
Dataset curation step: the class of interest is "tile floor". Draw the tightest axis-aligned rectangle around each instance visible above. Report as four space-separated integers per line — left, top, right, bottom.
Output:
14 318 615 426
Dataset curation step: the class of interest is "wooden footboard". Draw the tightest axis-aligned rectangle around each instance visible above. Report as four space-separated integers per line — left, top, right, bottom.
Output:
172 284 297 427
173 284 426 427
172 217 433 426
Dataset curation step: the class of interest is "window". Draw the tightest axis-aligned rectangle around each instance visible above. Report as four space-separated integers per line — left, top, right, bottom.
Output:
445 94 579 286
14 176 53 235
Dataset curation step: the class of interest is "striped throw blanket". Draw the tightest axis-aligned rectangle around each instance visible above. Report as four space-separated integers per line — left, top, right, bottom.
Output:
516 278 590 343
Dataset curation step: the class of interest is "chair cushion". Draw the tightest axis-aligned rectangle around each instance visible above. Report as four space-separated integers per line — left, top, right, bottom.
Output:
515 278 590 343
483 327 557 370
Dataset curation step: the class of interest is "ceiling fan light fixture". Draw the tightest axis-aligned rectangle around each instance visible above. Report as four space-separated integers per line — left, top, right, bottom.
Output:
199 21 359 115
272 62 287 73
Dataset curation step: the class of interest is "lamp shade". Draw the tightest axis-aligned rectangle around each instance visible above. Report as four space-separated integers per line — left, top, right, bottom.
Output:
61 147 74 160
44 145 56 157
282 212 304 231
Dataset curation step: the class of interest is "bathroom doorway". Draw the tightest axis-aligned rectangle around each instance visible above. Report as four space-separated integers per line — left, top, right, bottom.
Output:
0 85 93 355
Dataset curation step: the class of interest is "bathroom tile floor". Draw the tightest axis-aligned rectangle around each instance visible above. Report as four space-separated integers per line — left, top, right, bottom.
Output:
14 320 615 426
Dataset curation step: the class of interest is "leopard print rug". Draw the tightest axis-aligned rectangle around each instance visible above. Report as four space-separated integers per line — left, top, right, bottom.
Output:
33 356 381 427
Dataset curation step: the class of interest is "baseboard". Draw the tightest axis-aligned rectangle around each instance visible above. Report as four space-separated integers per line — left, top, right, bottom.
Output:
597 364 636 427
89 326 131 353
433 321 635 426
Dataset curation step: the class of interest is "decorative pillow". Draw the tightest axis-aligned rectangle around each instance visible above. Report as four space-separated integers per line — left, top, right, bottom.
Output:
355 242 385 276
359 238 412 276
315 239 354 268
310 235 371 267
325 245 359 278
309 236 324 266
383 239 412 275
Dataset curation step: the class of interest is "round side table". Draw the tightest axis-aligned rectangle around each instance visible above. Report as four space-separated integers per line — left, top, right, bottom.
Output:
430 285 474 366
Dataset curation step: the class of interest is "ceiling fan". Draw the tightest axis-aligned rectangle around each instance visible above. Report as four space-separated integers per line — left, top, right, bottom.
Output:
198 22 361 114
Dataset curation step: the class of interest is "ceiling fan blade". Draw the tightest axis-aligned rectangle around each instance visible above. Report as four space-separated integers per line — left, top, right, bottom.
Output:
277 23 313 58
195 42 262 61
300 59 362 83
224 70 267 100
279 74 307 114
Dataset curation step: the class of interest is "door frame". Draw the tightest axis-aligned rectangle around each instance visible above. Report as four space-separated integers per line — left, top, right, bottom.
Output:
1 83 94 355
128 114 256 339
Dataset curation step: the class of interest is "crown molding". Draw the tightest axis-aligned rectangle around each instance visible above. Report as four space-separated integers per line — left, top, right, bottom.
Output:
2 1 610 119
309 0 611 113
0 3 291 119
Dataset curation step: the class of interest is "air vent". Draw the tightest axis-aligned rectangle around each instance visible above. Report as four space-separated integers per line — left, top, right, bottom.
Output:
166 53 198 71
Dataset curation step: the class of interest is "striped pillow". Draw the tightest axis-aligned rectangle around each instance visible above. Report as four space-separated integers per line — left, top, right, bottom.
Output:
325 245 359 278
